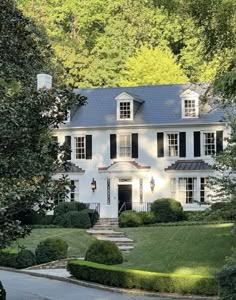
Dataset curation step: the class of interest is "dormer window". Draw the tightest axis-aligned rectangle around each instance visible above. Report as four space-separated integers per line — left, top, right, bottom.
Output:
184 99 197 117
115 92 144 121
180 89 199 119
120 101 131 119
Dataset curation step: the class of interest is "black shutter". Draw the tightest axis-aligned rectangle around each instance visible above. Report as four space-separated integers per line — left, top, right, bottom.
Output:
216 131 223 153
157 132 164 157
52 136 58 160
179 132 186 157
132 133 138 158
64 136 71 160
110 134 117 159
194 131 201 157
86 135 92 159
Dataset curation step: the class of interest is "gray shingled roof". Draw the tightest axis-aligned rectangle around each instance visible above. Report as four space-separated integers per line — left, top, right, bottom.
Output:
165 160 212 172
56 162 85 173
60 84 225 128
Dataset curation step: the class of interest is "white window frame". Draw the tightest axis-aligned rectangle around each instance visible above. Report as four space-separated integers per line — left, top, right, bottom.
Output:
117 100 133 121
74 135 86 159
118 133 132 158
203 131 216 156
170 176 209 204
166 132 179 157
180 90 199 119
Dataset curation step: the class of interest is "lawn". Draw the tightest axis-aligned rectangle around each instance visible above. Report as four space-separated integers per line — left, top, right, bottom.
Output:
9 228 95 257
120 223 236 276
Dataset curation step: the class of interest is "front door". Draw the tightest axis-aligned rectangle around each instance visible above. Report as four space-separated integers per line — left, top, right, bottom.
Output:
118 184 132 213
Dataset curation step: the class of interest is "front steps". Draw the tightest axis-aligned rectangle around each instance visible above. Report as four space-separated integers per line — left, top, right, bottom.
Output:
87 218 134 252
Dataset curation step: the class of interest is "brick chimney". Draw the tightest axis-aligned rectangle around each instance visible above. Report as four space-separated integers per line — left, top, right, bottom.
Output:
37 74 52 90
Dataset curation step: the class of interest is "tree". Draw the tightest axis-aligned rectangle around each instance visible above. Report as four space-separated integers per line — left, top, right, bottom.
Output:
0 0 86 248
120 46 188 86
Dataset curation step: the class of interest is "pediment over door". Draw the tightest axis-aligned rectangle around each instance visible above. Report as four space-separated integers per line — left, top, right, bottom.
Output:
98 161 151 173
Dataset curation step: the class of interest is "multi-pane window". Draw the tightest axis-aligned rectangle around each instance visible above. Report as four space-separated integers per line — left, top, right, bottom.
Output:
200 177 209 203
167 133 178 156
184 100 196 117
75 136 85 159
119 134 131 158
179 178 197 204
204 132 215 155
120 102 131 119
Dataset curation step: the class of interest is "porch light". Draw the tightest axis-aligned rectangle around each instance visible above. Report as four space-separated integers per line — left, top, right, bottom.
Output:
91 178 97 192
150 177 155 193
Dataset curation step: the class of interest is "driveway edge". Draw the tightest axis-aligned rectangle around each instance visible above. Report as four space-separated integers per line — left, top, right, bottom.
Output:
0 267 218 300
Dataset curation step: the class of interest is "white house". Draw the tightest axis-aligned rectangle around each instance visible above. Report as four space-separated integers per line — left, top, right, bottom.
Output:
45 76 227 219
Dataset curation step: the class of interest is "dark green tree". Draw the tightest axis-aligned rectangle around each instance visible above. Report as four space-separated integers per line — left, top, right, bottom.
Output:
0 0 86 248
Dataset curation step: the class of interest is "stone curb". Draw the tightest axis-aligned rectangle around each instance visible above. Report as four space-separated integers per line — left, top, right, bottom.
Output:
0 267 218 300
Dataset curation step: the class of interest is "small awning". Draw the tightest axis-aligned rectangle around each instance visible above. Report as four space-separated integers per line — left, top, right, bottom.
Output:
55 162 85 174
165 160 212 172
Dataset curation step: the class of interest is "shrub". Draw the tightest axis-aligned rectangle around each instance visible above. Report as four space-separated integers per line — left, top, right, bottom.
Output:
211 202 228 211
0 251 18 268
138 211 155 225
85 240 123 265
35 238 68 264
119 211 142 227
54 202 87 217
151 198 184 222
16 249 36 269
54 210 91 228
217 264 236 300
0 281 6 300
185 211 209 222
82 209 99 226
67 260 217 295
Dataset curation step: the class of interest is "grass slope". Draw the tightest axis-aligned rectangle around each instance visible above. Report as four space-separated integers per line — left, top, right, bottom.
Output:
10 228 95 257
120 224 236 276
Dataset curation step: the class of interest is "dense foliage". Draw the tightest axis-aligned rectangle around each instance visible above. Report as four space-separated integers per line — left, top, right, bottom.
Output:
17 0 236 87
85 240 123 265
119 211 155 227
54 202 87 217
68 260 217 295
35 238 68 264
15 249 36 269
217 265 236 300
151 198 185 222
0 0 87 249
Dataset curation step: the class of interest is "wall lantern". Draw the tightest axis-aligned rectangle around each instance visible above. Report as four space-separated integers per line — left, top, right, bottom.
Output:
150 177 155 193
91 178 97 192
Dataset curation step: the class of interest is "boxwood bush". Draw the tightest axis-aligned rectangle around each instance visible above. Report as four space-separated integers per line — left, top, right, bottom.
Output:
16 249 36 269
119 211 142 227
54 202 87 217
35 238 68 264
151 198 185 222
85 240 123 265
217 264 236 300
54 210 91 228
0 251 18 268
67 260 217 295
0 281 6 300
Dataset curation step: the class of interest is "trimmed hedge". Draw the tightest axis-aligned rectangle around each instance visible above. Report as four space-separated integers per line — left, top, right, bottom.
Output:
67 260 218 296
54 210 91 228
217 264 236 299
54 202 87 217
119 211 142 227
0 251 18 268
16 249 36 269
0 281 6 300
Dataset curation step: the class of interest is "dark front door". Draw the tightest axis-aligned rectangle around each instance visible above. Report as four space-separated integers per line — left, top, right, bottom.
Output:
118 184 132 213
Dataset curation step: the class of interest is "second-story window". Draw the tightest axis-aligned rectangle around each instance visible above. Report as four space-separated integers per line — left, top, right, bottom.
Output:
167 133 178 157
75 136 85 159
119 134 131 158
119 101 131 119
203 132 215 155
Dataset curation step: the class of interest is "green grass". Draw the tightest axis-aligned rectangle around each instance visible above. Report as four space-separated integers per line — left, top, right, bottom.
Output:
120 223 236 276
9 228 95 257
